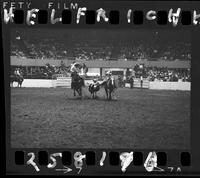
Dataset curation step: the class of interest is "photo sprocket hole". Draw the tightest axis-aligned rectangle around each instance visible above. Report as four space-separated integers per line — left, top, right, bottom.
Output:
86 151 96 165
15 151 25 165
133 152 143 166
38 151 48 165
86 10 96 24
38 10 48 24
157 11 168 25
157 152 167 166
109 152 120 166
181 152 191 166
62 151 72 165
13 10 24 24
181 11 192 25
133 11 143 25
62 10 72 24
109 10 120 24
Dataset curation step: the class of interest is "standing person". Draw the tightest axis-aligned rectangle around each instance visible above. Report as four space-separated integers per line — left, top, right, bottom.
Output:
16 68 21 76
118 75 122 88
140 75 143 88
130 76 134 89
14 68 21 79
123 75 126 88
14 68 17 76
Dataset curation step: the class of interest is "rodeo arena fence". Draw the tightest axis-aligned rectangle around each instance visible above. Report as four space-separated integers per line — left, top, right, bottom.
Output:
52 74 71 88
52 76 150 89
10 57 191 91
11 76 190 91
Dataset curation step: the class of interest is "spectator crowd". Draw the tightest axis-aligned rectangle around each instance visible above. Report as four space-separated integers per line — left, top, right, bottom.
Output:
11 29 191 81
11 30 191 61
11 40 191 61
12 63 190 82
133 64 190 82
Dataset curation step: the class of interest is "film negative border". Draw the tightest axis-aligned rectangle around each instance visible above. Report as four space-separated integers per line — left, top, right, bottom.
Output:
2 0 200 176
2 0 200 27
2 8 199 26
10 150 191 175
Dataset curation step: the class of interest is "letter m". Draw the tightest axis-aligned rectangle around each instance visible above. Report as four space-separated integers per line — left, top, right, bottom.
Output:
70 3 78 10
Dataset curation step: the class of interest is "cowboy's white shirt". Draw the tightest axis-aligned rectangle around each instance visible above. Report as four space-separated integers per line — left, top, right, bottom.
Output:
70 65 80 73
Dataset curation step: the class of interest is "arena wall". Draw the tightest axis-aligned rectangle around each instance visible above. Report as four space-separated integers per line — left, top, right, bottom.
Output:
149 81 191 91
12 79 191 91
11 56 190 68
13 79 54 88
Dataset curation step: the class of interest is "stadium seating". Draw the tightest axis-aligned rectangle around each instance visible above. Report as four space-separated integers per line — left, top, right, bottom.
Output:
11 30 191 61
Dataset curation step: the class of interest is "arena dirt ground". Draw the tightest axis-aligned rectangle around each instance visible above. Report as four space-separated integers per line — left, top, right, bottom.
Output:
11 87 190 149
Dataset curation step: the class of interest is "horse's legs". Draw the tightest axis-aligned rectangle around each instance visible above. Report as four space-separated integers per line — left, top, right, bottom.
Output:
105 89 108 99
75 88 81 97
109 90 111 100
79 87 82 97
112 89 117 100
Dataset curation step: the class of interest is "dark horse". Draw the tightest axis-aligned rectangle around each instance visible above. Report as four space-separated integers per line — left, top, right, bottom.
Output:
71 73 85 97
102 78 117 100
88 83 100 99
10 75 24 87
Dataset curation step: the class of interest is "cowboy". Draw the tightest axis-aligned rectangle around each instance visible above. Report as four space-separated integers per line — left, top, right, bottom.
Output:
129 75 134 89
70 62 83 89
104 71 118 100
91 78 100 89
14 68 21 78
70 62 82 74
104 71 112 82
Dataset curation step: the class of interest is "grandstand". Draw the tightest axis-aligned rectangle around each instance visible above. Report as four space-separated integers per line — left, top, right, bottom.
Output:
10 29 191 83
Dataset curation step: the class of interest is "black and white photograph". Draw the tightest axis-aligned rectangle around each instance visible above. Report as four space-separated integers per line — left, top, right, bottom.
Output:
10 28 191 149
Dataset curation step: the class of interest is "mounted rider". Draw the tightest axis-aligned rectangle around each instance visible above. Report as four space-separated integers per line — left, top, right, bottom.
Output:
14 68 22 79
103 70 118 100
70 62 85 89
11 67 24 87
103 71 115 85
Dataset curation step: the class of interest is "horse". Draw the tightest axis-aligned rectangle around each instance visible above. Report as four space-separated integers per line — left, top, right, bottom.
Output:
102 77 117 100
71 73 85 97
88 83 100 99
10 75 24 87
